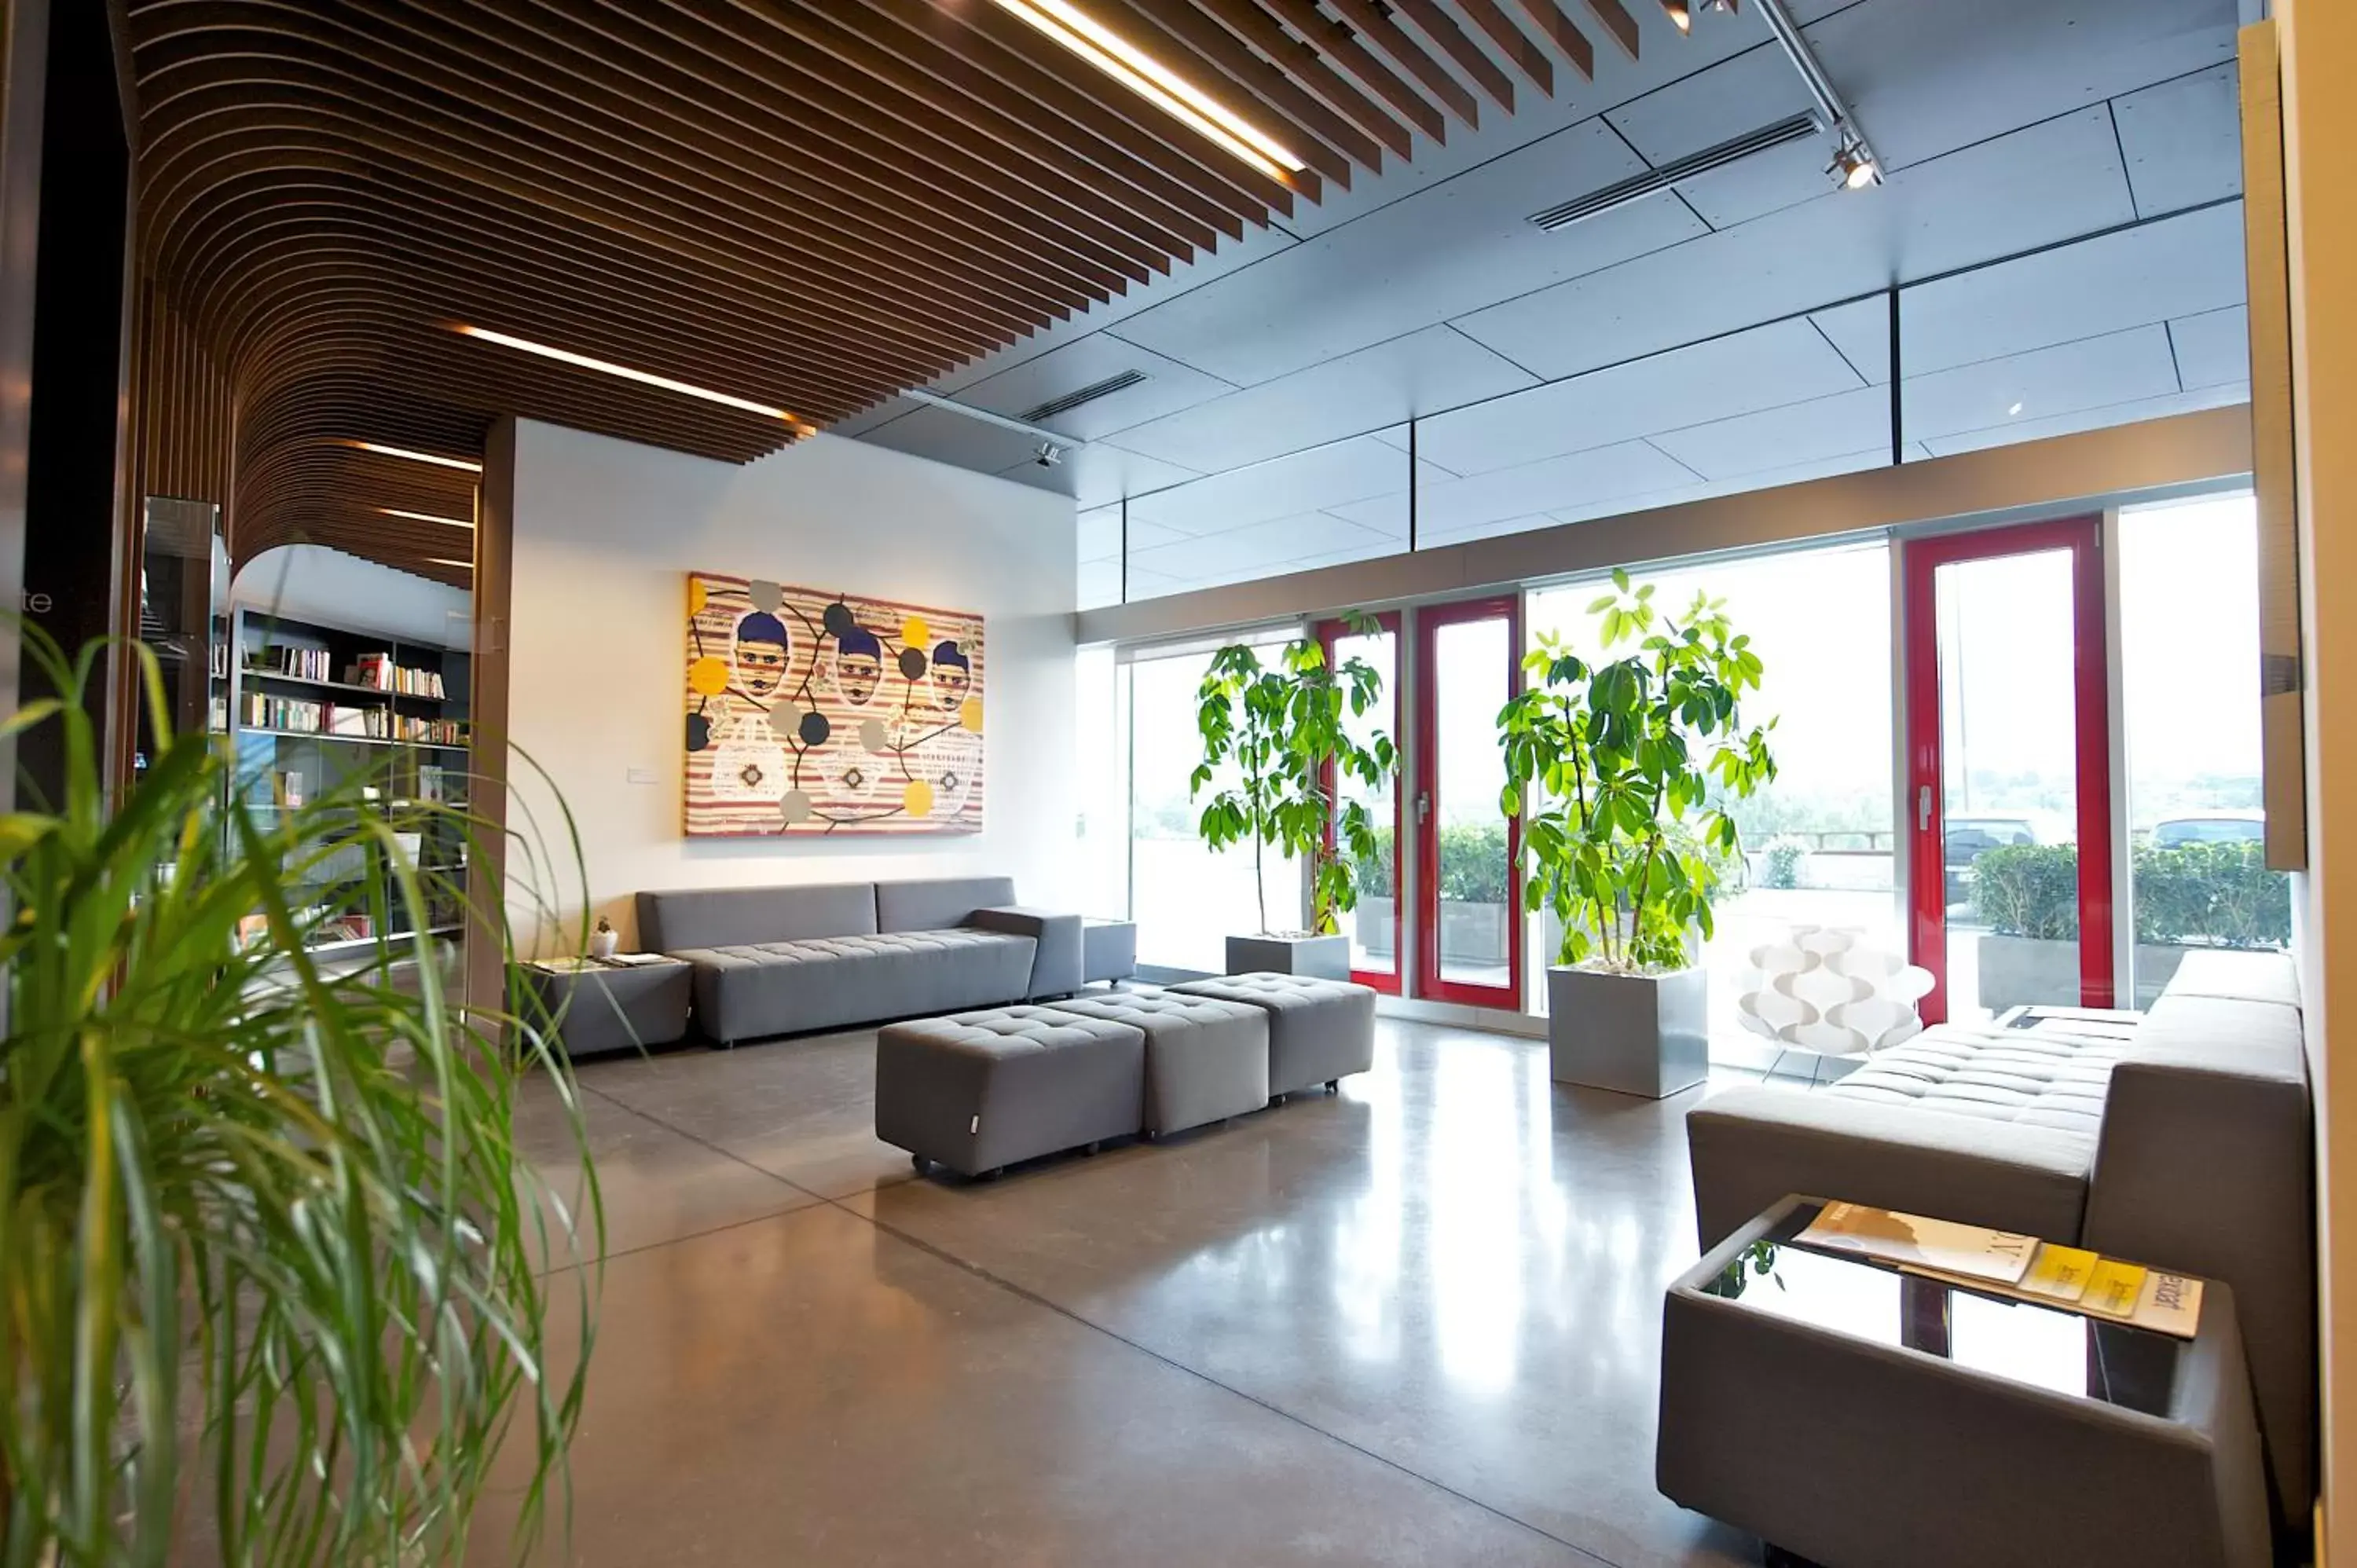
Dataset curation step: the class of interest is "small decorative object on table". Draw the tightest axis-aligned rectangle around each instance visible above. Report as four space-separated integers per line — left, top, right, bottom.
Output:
590 914 621 960
1736 925 1934 1076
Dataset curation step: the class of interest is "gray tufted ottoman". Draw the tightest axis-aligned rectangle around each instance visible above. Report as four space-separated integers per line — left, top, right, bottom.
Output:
1047 989 1270 1137
874 1005 1145 1178
1166 972 1376 1099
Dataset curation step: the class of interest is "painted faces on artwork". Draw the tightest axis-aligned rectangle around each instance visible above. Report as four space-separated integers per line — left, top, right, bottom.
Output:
834 626 883 706
929 640 971 710
733 611 790 700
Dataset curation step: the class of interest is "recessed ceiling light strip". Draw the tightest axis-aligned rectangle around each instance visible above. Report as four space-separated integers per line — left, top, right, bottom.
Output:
986 0 1305 180
345 440 482 473
455 324 812 432
379 506 475 529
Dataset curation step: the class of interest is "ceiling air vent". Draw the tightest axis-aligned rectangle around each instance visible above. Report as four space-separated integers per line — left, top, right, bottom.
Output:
1530 112 1819 231
1018 368 1149 424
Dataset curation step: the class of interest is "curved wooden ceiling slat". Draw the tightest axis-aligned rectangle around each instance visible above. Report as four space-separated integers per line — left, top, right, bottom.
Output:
127 0 1625 581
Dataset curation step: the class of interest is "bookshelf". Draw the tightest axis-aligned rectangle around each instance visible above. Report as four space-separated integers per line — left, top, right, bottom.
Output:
225 606 473 947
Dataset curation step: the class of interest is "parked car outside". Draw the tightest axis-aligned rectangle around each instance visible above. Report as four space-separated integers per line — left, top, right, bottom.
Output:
2152 811 2265 848
1945 815 2038 911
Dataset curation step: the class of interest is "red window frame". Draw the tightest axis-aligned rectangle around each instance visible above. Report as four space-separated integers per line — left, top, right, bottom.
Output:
1414 595 1524 1009
1902 516 2114 1022
1317 612 1405 994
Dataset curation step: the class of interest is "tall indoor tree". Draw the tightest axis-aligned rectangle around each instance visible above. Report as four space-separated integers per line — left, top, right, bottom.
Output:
1501 570 1777 970
1191 618 1398 939
0 630 599 1566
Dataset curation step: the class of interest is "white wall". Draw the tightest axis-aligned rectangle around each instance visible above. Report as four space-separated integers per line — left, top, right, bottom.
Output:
503 419 1078 953
232 544 474 648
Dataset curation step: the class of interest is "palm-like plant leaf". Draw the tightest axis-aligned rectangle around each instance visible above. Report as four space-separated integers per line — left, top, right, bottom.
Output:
0 629 598 1566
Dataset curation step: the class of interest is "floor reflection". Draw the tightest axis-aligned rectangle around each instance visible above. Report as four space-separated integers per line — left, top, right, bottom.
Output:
513 1017 1756 1567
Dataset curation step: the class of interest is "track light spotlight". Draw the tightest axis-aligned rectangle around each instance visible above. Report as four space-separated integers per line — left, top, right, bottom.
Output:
1831 134 1879 189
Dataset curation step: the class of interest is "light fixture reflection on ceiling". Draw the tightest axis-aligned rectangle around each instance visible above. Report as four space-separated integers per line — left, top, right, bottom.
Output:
345 440 482 473
379 506 475 529
1659 0 1692 31
2008 401 2025 416
454 324 812 431
987 0 1304 180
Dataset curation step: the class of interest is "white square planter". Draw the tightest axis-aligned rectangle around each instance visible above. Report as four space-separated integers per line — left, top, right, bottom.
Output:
1548 965 1709 1099
1226 932 1351 980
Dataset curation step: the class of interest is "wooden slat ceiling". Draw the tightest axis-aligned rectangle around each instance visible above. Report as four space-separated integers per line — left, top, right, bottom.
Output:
126 0 1666 584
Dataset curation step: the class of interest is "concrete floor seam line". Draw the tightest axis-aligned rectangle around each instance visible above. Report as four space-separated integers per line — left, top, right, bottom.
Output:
830 1192 1632 1568
577 1074 900 1206
527 1200 826 1280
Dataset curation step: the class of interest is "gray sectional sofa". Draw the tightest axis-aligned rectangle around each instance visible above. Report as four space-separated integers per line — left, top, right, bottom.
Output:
636 877 1083 1046
1684 948 2313 1540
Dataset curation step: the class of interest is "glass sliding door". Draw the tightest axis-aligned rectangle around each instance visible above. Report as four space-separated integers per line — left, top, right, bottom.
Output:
1318 612 1402 991
1414 597 1521 1008
1904 518 2114 1022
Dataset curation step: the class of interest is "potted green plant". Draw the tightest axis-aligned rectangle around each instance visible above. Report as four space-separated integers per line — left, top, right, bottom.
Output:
0 631 597 1564
1192 617 1398 978
1500 571 1776 1096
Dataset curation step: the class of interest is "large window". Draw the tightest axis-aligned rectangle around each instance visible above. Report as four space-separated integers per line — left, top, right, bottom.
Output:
1527 543 1900 1044
1126 635 1300 973
2119 494 2288 1003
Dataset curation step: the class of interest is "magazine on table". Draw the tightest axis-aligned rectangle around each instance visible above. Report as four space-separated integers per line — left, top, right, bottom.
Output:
1797 1201 2039 1285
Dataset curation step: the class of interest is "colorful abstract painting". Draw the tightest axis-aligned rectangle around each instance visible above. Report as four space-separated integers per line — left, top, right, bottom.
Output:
683 571 984 837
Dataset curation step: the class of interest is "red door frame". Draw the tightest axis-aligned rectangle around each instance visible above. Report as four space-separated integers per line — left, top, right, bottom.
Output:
1902 516 2113 1021
1413 595 1524 1009
1317 611 1404 995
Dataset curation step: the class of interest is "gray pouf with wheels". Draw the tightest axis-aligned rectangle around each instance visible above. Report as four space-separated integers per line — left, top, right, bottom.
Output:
875 1005 1145 1178
1047 988 1270 1137
1166 972 1376 1098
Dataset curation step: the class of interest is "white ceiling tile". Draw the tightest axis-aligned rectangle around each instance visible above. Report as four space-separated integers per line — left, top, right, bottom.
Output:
1893 201 2245 376
1411 317 1864 475
2168 306 2249 390
951 335 1236 441
1649 384 1893 480
994 443 1202 511
1921 382 2248 458
1805 295 1895 385
1128 511 1395 581
1124 435 1439 537
858 404 1039 473
2113 64 2244 215
1811 0 2237 172
1102 328 1534 471
1903 324 2185 443
1339 441 1698 537
1077 507 1189 564
1451 107 2138 381
1077 559 1122 611
1109 121 1705 387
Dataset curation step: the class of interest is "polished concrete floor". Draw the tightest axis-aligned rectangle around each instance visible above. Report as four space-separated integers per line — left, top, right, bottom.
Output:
482 1019 1768 1566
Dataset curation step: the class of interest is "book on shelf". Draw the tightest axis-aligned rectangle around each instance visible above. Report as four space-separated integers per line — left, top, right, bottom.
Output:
248 643 344 683
347 652 447 699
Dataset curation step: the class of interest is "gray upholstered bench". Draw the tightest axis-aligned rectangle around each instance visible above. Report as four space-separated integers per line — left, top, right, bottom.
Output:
874 1005 1145 1178
1166 972 1376 1099
1047 988 1269 1137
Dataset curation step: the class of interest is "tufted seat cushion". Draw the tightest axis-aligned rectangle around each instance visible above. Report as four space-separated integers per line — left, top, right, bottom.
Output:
874 1006 1146 1175
1166 972 1377 1097
679 928 1036 1043
1047 989 1271 1134
1824 1027 2129 1137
